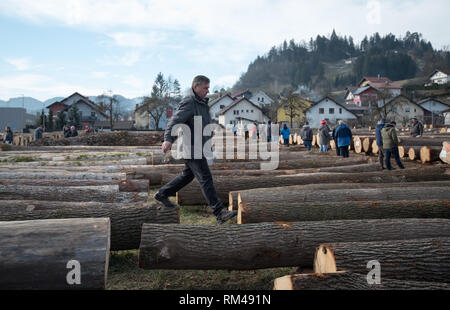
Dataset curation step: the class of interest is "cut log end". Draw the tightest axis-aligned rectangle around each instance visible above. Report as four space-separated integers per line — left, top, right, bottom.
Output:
273 275 293 290
314 244 337 274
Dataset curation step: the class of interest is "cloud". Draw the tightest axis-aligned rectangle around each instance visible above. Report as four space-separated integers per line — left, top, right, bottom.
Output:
0 0 449 51
97 51 142 67
0 73 102 101
5 57 31 71
92 71 108 78
214 75 239 88
108 32 165 48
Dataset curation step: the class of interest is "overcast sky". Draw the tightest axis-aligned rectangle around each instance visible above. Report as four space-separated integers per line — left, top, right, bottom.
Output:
1 0 449 101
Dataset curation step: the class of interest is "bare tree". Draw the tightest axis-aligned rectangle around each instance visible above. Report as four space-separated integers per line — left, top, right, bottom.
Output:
138 73 181 130
280 91 310 128
98 91 121 130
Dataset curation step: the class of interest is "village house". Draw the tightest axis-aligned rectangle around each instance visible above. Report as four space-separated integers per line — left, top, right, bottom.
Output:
208 94 235 121
358 76 402 96
305 96 357 128
426 69 450 86
379 95 424 126
217 97 269 129
47 92 108 127
231 89 274 107
417 97 450 126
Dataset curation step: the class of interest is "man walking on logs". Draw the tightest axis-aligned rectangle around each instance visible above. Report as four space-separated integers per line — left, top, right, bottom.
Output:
381 120 405 171
154 75 238 224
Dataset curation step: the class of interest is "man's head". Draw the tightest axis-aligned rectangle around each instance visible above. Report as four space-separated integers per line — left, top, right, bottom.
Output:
338 120 344 126
192 75 210 99
70 126 75 131
390 121 397 127
412 116 418 123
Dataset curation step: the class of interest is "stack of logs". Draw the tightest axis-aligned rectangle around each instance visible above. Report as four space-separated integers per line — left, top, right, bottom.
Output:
1 131 449 290
0 145 180 289
133 134 450 290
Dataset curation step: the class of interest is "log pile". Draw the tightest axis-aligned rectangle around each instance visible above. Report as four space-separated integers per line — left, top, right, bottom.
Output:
2 129 449 289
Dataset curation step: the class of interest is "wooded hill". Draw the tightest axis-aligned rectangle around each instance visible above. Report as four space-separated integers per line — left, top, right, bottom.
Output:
233 30 450 94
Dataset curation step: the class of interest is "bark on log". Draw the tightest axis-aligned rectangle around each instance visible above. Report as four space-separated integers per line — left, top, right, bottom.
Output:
314 238 450 283
420 146 443 163
146 163 381 187
0 171 126 180
0 201 178 251
440 142 450 164
15 158 149 167
0 185 148 203
398 137 448 147
239 199 450 224
274 272 450 290
138 219 450 270
0 179 149 192
209 157 369 171
178 166 448 206
0 218 110 289
238 186 450 211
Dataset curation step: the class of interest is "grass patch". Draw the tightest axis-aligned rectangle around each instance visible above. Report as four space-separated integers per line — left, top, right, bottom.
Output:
107 192 292 290
76 155 89 160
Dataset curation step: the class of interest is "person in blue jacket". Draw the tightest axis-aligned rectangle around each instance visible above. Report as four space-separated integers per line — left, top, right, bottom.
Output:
334 120 352 158
375 118 386 169
280 124 291 146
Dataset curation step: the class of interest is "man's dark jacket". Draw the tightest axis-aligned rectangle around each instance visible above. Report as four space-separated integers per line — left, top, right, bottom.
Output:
375 123 385 147
5 130 13 143
164 88 212 159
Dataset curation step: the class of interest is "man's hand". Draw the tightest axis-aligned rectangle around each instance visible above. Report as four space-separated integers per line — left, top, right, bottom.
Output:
162 141 172 153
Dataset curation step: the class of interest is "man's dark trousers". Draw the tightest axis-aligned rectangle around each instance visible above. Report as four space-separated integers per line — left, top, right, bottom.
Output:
157 157 223 216
339 146 350 158
384 147 405 170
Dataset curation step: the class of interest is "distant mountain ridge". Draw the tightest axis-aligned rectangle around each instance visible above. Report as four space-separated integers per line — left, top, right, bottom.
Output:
0 94 142 114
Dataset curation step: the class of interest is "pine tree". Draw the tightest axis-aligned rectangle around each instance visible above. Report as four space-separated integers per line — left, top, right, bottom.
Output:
46 110 54 132
68 105 81 129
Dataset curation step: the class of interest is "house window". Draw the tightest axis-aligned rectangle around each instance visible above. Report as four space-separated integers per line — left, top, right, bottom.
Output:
251 110 254 113
414 108 417 112
329 108 335 114
262 98 264 102
405 108 410 113
91 112 96 117
319 108 324 114
284 106 288 111
339 108 342 114
241 110 244 113
393 108 397 113
220 105 225 109
246 110 249 113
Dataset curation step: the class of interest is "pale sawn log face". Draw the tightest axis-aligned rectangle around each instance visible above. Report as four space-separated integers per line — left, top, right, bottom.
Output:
0 218 110 290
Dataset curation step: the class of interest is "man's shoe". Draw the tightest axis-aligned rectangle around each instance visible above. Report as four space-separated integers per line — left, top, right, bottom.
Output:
216 209 237 224
154 192 180 210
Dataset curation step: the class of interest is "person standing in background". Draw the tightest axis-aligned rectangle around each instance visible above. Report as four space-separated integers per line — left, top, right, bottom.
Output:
318 120 331 152
334 120 352 158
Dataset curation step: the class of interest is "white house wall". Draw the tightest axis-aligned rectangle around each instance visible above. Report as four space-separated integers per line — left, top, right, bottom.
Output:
219 100 268 126
306 99 356 128
210 96 234 120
